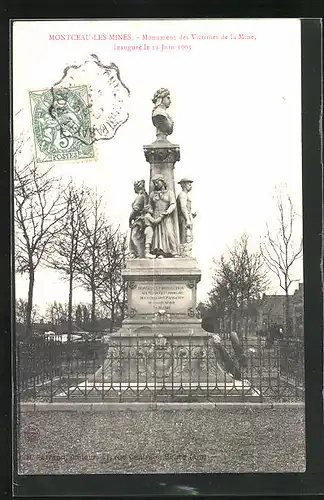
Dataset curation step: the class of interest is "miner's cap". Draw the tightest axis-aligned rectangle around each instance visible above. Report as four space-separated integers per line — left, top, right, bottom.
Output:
178 178 193 184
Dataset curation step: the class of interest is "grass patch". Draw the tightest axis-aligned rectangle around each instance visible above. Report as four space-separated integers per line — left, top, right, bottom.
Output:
18 406 305 474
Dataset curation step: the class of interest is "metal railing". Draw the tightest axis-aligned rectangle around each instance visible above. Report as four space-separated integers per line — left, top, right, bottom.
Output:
17 334 305 403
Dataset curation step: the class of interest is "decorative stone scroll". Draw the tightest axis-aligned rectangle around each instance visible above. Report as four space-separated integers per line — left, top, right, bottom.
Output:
144 146 180 164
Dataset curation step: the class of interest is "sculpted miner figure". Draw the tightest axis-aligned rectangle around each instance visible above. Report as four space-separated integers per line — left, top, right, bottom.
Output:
148 174 179 258
129 180 149 258
177 178 197 257
152 88 174 141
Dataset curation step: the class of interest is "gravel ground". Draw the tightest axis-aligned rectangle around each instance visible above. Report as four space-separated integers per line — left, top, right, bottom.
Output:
18 407 305 474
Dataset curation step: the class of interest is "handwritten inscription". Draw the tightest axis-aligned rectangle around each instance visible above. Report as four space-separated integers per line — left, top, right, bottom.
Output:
132 282 192 313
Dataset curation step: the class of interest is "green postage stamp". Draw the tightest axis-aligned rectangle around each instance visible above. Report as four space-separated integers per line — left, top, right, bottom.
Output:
29 85 95 163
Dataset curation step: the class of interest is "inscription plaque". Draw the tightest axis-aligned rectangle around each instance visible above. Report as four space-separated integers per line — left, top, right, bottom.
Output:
131 281 193 314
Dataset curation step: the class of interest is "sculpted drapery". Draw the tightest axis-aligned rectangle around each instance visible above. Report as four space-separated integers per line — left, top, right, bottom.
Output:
148 175 179 258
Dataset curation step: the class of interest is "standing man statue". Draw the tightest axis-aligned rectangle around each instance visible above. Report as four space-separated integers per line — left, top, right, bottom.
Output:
148 174 180 258
129 180 149 258
177 178 197 257
151 88 174 141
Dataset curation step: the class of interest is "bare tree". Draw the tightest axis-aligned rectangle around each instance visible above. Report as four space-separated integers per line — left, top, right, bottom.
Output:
75 303 84 328
45 301 69 327
232 235 269 338
96 227 128 332
74 189 108 326
208 235 269 338
14 140 67 335
15 298 39 325
260 187 303 336
45 182 90 337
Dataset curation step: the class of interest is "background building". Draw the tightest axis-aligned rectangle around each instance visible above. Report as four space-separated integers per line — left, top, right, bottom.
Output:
257 283 304 337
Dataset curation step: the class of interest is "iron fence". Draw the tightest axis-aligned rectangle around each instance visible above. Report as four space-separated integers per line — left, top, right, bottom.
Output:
17 334 305 403
223 336 304 400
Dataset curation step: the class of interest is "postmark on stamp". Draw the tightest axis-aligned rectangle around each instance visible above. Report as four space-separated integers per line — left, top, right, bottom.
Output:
30 86 94 163
29 55 131 164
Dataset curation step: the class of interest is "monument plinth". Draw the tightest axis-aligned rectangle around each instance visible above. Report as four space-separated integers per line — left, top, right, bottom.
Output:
120 258 202 336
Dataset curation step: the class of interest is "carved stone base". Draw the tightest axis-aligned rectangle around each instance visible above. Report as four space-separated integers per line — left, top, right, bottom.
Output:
89 330 226 382
55 330 259 401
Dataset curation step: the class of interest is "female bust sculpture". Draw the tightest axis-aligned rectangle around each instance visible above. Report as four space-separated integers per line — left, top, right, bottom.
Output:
152 88 174 141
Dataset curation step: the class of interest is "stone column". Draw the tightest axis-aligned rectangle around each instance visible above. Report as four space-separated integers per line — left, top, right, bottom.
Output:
144 139 181 245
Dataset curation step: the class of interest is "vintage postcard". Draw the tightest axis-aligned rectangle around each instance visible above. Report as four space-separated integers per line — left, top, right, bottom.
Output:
13 18 306 479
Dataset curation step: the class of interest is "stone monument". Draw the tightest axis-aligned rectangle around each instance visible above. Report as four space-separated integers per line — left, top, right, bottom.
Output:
115 87 203 338
63 88 258 402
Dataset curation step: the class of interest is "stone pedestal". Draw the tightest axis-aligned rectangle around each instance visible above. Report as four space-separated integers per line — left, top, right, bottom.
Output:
120 258 202 336
55 253 259 401
79 258 258 402
144 139 180 194
56 237 258 403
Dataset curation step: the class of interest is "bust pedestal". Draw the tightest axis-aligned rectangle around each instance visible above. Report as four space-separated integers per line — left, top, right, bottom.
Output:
144 139 180 195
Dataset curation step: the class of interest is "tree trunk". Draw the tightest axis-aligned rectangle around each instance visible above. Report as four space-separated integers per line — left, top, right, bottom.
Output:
91 287 96 327
232 310 238 336
229 312 233 334
110 305 115 333
26 267 35 336
245 296 250 341
285 291 291 337
240 296 244 338
68 272 73 340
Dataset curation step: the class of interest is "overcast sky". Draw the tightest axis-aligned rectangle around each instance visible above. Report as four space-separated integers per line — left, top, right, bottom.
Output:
13 19 303 315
